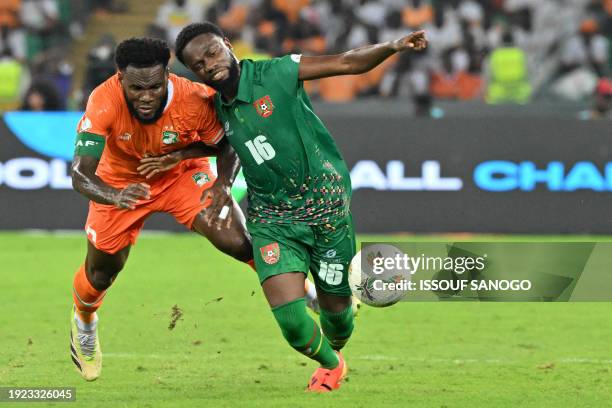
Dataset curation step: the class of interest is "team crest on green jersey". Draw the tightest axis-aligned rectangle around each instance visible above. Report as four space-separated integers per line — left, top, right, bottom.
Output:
162 130 179 145
192 172 210 186
260 242 280 264
254 95 274 118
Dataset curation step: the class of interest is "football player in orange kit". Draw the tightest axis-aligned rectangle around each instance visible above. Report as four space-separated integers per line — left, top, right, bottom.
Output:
69 37 318 381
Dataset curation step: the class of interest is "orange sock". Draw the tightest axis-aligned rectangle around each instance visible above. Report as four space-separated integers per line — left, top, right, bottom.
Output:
72 264 106 322
247 259 256 271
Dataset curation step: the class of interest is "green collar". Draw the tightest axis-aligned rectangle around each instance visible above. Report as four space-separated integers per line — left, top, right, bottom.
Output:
220 59 254 106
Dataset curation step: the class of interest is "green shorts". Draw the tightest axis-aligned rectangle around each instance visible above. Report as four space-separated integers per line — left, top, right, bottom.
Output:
247 213 356 297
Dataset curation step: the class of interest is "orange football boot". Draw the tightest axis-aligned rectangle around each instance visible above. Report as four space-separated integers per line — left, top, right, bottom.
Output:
306 352 347 392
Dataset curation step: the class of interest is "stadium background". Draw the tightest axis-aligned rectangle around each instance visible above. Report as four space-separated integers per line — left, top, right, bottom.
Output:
2 1 612 407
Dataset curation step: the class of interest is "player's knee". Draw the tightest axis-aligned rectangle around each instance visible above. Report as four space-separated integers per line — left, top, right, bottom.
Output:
88 269 115 290
321 307 354 330
318 293 352 313
86 264 124 291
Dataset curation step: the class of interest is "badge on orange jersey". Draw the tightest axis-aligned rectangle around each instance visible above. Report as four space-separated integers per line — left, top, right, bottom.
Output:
162 130 179 145
260 242 280 264
254 95 274 118
192 172 210 186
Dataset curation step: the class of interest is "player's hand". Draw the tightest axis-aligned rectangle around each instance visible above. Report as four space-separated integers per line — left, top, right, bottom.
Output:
200 181 233 230
392 30 428 52
137 151 182 179
113 183 150 210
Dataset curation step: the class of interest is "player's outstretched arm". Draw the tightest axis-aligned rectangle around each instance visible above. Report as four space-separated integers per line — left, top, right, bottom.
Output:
72 155 150 210
298 30 427 81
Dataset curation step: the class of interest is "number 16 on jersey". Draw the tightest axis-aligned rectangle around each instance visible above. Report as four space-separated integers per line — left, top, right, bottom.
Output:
245 135 276 165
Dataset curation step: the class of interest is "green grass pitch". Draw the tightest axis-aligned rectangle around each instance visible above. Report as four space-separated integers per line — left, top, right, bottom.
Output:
1 232 612 407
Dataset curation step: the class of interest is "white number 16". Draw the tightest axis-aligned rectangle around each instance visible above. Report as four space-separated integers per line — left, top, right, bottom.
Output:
245 135 276 165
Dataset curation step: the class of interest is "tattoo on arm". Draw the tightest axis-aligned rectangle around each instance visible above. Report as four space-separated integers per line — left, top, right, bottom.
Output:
71 155 119 205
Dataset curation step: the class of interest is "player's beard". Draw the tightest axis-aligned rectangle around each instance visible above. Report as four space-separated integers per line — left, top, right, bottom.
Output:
125 90 168 125
205 57 240 96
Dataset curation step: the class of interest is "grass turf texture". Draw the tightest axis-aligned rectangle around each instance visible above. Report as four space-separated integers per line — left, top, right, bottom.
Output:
1 232 612 407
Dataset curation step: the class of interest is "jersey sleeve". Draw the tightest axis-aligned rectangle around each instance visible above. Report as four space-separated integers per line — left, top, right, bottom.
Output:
197 93 225 146
265 54 302 95
77 86 115 138
75 86 116 157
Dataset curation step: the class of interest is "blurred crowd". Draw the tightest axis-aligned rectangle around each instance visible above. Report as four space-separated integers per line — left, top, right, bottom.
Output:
0 0 122 111
150 0 568 115
4 0 612 117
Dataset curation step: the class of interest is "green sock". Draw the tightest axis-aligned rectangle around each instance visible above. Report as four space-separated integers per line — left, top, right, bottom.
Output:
320 304 354 351
272 297 339 368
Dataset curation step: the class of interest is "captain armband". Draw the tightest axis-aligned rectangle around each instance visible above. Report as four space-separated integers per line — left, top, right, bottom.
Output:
75 132 105 158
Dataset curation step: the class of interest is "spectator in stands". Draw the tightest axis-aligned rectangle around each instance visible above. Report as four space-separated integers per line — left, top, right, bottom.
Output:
20 0 62 61
593 0 612 37
0 47 27 110
213 1 249 39
486 29 531 104
0 0 26 61
307 0 353 54
431 46 483 101
30 46 73 103
578 77 612 119
378 8 432 115
0 0 21 28
247 0 292 56
155 0 204 46
21 78 63 110
282 10 326 55
552 18 609 101
560 18 609 78
82 34 116 100
402 0 434 29
425 4 462 59
354 0 386 44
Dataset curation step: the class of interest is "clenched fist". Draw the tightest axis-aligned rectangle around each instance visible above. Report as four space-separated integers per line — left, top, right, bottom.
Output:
392 30 428 52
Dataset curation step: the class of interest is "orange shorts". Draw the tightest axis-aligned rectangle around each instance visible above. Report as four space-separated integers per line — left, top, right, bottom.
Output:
84 161 216 254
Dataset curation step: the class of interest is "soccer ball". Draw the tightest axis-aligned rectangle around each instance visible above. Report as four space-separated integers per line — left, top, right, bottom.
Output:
348 244 411 308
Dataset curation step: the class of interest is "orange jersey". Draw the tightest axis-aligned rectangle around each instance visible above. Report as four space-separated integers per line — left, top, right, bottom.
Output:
77 73 224 196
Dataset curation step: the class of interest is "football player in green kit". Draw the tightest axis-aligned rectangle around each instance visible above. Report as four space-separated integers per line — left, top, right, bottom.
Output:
144 22 426 392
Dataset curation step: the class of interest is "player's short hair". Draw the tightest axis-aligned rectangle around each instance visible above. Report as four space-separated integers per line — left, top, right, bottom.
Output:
114 37 171 71
175 22 225 65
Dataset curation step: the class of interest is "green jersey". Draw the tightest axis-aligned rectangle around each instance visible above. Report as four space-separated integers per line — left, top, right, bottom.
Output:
214 55 352 226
